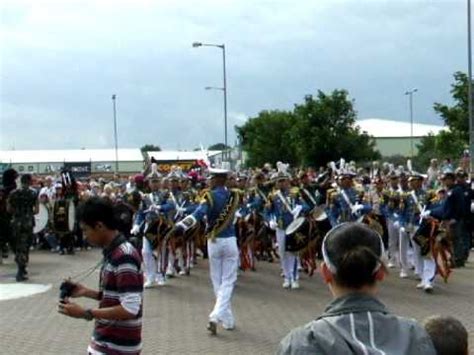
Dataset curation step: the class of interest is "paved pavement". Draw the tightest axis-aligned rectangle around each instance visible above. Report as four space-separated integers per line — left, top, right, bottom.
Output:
0 249 473 354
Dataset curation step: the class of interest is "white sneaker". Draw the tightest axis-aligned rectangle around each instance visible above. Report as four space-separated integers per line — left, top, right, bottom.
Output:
179 270 186 276
399 271 409 279
282 280 291 289
166 270 175 278
423 284 434 293
387 262 396 269
157 279 166 287
144 280 156 288
291 281 300 289
416 282 425 289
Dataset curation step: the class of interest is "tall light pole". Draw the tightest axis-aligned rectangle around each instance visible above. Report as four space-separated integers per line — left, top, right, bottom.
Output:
405 88 418 158
468 0 474 174
192 42 228 161
112 94 119 173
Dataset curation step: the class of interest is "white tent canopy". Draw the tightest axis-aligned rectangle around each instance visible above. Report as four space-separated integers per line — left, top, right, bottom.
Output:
0 148 143 164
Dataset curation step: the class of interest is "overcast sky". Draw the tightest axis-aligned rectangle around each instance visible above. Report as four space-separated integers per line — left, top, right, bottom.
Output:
0 0 467 151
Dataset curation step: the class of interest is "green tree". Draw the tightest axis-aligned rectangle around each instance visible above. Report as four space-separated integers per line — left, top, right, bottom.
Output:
140 144 161 154
433 71 469 140
415 71 469 169
236 90 380 167
291 90 380 166
236 110 297 167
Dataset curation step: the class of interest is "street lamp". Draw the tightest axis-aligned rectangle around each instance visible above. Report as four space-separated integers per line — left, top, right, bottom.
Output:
468 0 474 174
112 94 119 173
405 88 418 158
192 41 228 161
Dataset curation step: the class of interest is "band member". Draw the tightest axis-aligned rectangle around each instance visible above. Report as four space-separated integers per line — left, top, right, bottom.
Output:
430 171 467 268
0 168 18 262
174 168 240 334
266 164 307 290
53 184 75 255
7 174 39 282
327 172 370 226
405 173 437 292
384 172 402 270
132 171 169 287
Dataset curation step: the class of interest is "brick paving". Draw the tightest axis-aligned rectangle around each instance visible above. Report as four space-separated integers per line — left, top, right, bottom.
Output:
0 249 473 354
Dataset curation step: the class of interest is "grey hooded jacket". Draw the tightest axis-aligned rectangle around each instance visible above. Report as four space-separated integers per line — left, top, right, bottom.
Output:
277 293 436 355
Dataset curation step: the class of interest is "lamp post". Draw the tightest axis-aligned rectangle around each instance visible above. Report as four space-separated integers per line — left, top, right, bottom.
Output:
112 94 119 173
405 88 418 158
192 42 228 161
468 0 474 174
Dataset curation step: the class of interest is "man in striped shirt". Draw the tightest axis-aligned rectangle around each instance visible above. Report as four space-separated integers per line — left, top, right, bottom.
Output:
58 197 144 355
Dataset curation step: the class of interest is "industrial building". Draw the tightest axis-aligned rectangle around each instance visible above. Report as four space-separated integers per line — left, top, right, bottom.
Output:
357 118 445 157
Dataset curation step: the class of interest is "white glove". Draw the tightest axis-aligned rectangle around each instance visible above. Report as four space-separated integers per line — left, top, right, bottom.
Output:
421 210 431 218
291 205 302 219
177 207 186 215
399 226 406 234
130 224 140 235
152 205 162 213
235 211 243 219
269 218 278 231
351 204 364 216
471 202 474 213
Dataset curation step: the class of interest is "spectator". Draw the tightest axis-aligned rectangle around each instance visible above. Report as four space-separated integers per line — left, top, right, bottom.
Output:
277 223 436 355
423 315 468 355
58 197 144 354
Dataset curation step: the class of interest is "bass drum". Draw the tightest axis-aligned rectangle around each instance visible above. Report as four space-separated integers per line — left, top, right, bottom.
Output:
53 199 76 234
285 217 310 252
34 203 49 234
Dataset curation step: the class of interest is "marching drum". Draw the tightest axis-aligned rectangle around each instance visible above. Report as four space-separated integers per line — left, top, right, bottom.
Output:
285 217 311 252
33 203 49 234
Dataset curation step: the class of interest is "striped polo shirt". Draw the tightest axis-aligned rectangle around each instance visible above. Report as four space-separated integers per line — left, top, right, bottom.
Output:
89 235 144 355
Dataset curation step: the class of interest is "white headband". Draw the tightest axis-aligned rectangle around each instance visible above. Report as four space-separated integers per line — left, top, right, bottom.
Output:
322 222 385 275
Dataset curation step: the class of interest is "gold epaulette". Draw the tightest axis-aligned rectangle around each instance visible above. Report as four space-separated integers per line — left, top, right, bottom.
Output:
198 188 213 206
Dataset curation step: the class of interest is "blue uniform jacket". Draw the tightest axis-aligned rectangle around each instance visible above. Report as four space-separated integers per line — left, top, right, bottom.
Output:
192 186 237 239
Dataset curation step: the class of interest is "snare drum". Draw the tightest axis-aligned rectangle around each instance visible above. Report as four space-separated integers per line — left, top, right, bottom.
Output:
285 217 310 252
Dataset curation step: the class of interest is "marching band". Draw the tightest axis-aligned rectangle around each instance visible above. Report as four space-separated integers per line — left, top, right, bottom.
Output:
1 158 473 295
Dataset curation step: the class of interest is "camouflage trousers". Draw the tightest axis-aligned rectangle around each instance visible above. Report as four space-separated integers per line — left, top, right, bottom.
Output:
11 219 33 268
0 218 11 254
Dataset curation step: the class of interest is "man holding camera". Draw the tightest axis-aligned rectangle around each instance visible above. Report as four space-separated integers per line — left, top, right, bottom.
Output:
58 197 144 355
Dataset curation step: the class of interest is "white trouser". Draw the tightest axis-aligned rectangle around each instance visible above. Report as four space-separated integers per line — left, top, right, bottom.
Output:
208 237 239 328
419 257 436 286
409 233 436 285
387 219 400 265
399 226 411 273
142 237 158 283
276 228 298 283
409 232 423 277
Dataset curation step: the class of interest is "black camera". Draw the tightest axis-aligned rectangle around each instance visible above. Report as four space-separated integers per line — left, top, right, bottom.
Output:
59 280 77 301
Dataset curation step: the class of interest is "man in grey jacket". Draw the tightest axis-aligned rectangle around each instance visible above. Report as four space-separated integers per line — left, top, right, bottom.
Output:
277 223 435 355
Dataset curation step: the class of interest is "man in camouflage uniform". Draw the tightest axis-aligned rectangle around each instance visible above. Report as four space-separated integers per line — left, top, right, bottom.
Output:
0 168 18 262
7 174 38 282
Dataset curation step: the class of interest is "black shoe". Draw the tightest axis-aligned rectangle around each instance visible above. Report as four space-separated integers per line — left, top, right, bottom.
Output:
207 321 217 335
16 268 28 282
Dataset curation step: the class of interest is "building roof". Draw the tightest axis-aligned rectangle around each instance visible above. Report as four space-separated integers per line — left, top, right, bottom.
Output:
357 118 445 138
147 150 222 162
0 148 143 164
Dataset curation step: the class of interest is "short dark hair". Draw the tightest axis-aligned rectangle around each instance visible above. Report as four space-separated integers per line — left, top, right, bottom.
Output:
325 223 384 289
423 316 468 355
77 197 118 230
20 174 32 185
